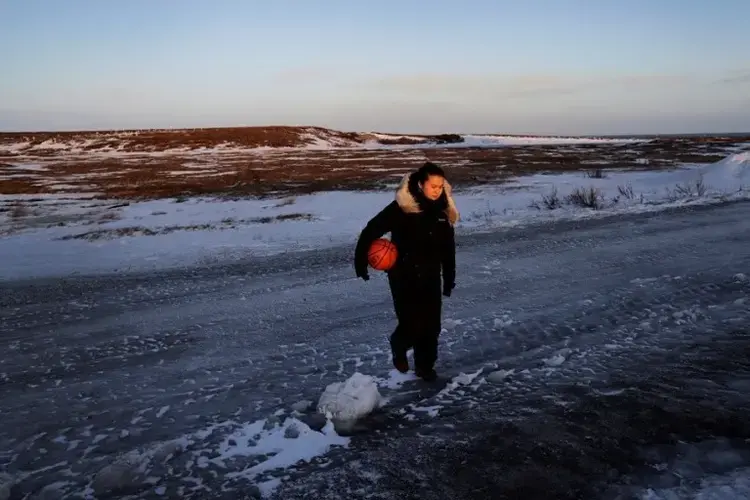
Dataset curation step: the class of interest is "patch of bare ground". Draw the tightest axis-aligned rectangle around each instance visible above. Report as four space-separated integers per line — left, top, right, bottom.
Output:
1 126 748 200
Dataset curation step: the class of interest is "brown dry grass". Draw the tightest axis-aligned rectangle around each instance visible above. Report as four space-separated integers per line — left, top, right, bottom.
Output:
1 126 748 200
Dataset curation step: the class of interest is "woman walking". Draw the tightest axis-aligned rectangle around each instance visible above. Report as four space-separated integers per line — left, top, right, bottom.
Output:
354 162 459 381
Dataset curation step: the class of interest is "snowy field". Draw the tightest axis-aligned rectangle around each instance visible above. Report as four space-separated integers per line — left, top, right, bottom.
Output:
0 151 748 281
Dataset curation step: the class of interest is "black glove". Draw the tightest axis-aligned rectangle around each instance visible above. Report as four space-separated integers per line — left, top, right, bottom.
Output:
356 268 370 281
443 282 455 297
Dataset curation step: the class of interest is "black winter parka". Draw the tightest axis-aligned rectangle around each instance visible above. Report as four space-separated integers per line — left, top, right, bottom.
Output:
354 172 459 294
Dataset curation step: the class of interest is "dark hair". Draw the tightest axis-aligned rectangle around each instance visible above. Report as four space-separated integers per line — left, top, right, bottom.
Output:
414 161 446 183
407 161 449 209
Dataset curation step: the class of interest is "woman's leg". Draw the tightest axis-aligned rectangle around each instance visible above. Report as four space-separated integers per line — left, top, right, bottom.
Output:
412 280 443 380
388 273 414 372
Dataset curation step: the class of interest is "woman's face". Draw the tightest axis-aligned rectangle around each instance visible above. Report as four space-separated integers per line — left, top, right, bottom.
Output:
420 174 445 201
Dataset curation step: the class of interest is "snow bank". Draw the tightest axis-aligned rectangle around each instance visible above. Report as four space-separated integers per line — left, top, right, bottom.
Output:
699 151 750 187
317 372 382 432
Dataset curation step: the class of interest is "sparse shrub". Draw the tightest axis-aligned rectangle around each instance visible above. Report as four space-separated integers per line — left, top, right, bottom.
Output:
529 187 562 210
612 185 644 205
691 175 707 197
542 187 563 209
468 202 499 221
566 187 604 209
617 184 636 200
666 174 708 201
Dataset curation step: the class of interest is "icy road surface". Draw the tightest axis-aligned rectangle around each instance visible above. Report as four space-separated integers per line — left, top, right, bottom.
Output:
1 200 750 499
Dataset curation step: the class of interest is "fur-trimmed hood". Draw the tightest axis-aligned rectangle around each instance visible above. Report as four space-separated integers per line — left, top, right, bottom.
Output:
395 173 459 225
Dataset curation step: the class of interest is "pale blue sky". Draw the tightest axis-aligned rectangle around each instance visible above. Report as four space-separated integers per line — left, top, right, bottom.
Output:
1 0 749 134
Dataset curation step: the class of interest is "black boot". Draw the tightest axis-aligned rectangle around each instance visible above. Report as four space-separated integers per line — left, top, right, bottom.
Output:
415 367 438 382
390 324 411 374
392 355 409 374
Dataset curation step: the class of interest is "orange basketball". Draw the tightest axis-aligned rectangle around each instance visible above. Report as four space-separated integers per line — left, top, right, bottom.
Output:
368 238 398 271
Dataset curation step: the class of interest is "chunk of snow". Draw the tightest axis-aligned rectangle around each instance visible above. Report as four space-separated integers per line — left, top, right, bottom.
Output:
317 372 382 430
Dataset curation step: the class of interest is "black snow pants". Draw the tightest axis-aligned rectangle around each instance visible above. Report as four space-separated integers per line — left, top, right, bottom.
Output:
387 271 443 372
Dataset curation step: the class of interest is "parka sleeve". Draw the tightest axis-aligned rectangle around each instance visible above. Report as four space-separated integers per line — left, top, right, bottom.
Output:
354 201 398 276
442 223 456 289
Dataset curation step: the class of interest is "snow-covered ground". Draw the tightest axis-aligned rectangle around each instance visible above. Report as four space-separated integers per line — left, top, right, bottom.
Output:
1 152 748 281
1 197 748 499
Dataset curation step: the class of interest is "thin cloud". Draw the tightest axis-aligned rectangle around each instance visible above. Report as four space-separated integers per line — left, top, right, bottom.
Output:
363 72 692 99
368 73 572 97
